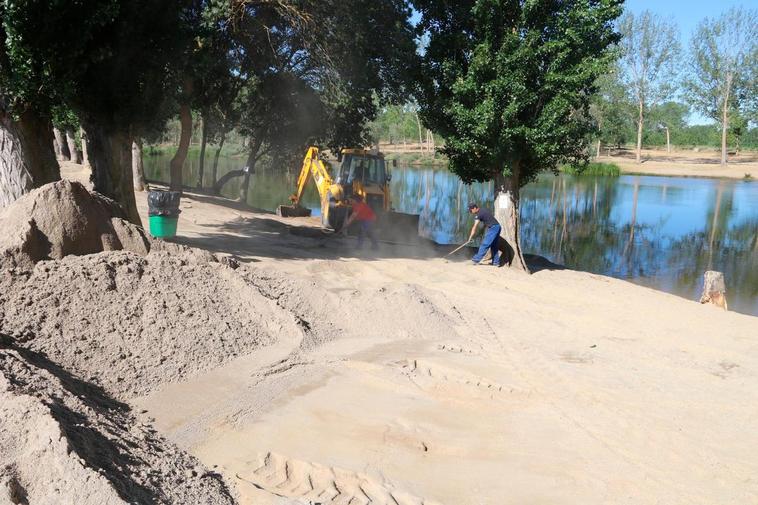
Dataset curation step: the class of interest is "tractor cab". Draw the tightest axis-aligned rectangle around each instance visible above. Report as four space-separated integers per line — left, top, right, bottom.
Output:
336 149 390 213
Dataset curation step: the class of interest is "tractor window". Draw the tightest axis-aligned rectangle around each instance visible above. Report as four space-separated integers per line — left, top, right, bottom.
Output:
341 155 386 185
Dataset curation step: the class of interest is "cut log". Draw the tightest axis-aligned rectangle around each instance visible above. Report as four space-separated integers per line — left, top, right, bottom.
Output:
699 271 728 310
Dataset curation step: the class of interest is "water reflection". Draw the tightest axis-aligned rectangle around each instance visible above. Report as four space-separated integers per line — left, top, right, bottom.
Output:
143 152 758 316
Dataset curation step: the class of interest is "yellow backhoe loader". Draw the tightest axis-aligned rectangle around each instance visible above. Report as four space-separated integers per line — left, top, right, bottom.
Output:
277 146 419 238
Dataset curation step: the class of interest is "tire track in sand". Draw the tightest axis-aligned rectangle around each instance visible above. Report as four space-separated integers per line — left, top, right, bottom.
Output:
236 452 443 505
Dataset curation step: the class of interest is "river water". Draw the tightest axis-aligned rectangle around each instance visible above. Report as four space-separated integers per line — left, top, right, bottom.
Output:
144 152 758 316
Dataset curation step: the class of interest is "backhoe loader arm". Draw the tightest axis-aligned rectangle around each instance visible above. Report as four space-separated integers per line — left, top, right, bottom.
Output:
289 146 333 205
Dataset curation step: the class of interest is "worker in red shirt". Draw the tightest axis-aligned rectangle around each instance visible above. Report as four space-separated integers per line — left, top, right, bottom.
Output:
343 194 379 250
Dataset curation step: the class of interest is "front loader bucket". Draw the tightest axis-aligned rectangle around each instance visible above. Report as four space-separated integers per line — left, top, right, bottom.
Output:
376 211 421 243
277 205 312 218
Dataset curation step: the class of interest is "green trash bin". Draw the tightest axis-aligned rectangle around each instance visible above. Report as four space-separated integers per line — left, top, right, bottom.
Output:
147 190 181 238
148 215 179 238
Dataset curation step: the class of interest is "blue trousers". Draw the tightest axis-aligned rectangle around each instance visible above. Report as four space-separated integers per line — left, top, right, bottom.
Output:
357 220 378 249
472 224 501 264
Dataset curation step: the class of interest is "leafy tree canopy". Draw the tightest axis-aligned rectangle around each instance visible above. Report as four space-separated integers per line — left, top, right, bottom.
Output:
415 0 623 186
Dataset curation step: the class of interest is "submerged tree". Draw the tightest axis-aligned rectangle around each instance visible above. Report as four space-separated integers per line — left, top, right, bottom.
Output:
618 10 680 164
684 7 758 166
416 0 622 271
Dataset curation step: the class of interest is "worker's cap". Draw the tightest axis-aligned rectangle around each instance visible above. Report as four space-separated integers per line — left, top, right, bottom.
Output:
467 203 478 210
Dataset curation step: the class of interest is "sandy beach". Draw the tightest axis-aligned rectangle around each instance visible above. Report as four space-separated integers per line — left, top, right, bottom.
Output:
84 168 756 504
2 164 754 504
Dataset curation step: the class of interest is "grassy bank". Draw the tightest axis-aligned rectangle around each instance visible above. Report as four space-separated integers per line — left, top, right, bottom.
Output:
561 162 621 176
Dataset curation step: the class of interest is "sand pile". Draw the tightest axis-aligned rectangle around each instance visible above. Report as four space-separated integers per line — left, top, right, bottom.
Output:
0 181 336 503
0 249 331 400
0 343 235 504
0 180 150 270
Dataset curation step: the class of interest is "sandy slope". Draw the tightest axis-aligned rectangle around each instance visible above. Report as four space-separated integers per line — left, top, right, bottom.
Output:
600 149 758 179
66 175 756 505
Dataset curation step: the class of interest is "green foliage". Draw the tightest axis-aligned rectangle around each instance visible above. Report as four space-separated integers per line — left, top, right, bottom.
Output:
561 162 620 176
415 0 623 187
684 7 758 124
2 0 192 133
617 11 680 108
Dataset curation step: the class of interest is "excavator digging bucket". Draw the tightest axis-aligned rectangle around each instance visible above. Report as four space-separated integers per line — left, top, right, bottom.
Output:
376 211 421 243
277 205 312 218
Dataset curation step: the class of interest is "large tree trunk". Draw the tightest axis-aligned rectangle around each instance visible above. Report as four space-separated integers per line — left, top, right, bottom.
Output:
65 128 82 164
494 163 529 272
211 132 226 188
238 138 262 203
169 101 192 192
132 138 146 192
53 127 70 161
197 114 208 188
84 123 141 225
596 139 601 159
80 127 90 166
415 112 424 151
0 110 60 208
635 99 643 164
665 127 670 154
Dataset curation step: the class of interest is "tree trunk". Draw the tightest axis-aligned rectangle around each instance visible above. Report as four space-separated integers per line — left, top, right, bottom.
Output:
665 127 670 154
54 127 70 161
65 128 82 164
415 112 423 152
720 83 730 167
238 138 262 203
0 110 60 208
635 99 643 164
596 139 601 159
80 127 90 166
169 101 192 192
132 138 146 192
84 123 141 226
494 163 529 272
211 132 226 188
197 115 208 188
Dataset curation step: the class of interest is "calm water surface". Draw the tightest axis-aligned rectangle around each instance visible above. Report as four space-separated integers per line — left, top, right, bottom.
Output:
144 153 758 316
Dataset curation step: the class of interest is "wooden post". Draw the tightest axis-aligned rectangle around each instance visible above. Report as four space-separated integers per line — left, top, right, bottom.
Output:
700 271 728 310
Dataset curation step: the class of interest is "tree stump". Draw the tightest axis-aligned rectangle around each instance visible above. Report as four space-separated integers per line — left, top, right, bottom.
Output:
700 271 728 310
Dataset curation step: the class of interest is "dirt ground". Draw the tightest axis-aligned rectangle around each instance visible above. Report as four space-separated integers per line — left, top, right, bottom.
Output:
602 148 758 179
56 164 758 504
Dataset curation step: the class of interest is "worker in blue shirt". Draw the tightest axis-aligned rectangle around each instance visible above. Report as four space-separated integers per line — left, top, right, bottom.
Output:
467 203 502 266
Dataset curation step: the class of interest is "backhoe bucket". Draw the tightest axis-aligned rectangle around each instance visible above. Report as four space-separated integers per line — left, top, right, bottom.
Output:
277 205 312 218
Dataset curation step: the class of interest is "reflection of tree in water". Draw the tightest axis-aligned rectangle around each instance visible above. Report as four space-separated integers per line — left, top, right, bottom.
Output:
522 174 757 315
390 166 491 244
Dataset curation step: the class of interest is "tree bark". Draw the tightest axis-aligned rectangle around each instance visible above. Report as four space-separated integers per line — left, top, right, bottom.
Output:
720 78 731 166
169 100 193 192
197 114 208 188
665 127 670 154
494 163 529 272
238 137 262 203
65 128 82 164
415 111 424 152
80 127 90 166
0 110 60 208
132 138 146 192
211 132 226 188
54 127 70 161
596 139 601 159
84 123 141 225
635 98 643 164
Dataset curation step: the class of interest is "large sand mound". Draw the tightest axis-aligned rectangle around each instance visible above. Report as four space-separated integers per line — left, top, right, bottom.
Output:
0 248 332 400
0 180 150 269
0 343 235 504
